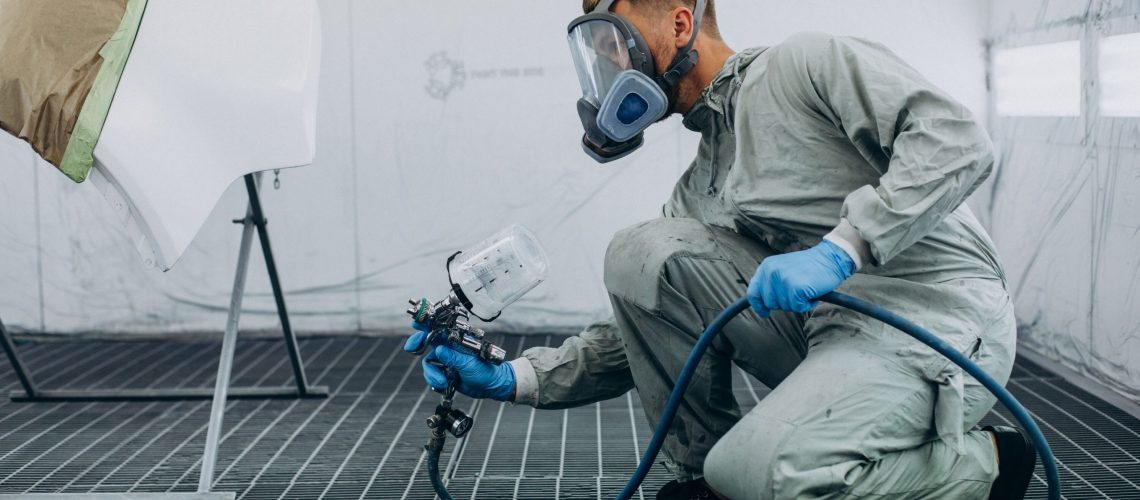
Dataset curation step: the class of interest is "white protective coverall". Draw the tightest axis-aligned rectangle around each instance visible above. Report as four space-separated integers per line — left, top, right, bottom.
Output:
509 32 1015 499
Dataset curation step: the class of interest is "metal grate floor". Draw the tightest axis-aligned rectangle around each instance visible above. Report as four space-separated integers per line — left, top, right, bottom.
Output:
0 335 1136 499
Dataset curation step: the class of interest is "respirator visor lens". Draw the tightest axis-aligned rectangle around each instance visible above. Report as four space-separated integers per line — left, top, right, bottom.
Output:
568 20 633 106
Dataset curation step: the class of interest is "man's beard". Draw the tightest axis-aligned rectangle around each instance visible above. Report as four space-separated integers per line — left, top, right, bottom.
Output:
664 81 683 117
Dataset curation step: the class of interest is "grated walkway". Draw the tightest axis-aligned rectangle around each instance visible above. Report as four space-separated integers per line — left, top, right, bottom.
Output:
0 336 1135 499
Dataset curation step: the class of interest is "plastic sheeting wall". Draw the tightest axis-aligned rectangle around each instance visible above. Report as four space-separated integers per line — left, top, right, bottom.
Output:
0 0 989 335
987 0 1140 405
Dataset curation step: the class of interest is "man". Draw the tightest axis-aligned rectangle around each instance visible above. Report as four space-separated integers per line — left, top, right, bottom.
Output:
406 1 1038 498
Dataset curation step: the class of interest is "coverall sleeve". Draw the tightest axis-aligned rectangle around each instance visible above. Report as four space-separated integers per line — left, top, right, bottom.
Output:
511 316 634 409
788 33 995 265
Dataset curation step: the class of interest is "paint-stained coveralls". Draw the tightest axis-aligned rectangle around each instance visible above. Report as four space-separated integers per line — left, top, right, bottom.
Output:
507 32 1015 499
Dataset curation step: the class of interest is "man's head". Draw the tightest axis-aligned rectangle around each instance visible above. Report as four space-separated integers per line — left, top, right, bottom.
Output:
580 0 722 115
569 0 732 162
582 0 721 42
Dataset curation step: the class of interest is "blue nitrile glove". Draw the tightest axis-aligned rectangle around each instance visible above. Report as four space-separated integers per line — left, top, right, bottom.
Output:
403 320 434 353
422 344 516 401
403 321 516 401
747 239 857 317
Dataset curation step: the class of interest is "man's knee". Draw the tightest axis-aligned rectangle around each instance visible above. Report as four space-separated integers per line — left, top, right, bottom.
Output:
704 414 786 499
704 416 842 499
603 218 720 311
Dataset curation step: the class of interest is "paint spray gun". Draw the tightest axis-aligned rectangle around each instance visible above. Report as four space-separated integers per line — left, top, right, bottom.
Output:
406 225 549 442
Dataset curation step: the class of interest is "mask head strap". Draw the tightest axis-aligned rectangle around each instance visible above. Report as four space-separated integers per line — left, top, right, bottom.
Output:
657 0 705 88
592 0 616 12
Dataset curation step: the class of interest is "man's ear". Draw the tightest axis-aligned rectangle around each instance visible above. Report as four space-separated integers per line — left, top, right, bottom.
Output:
669 6 695 48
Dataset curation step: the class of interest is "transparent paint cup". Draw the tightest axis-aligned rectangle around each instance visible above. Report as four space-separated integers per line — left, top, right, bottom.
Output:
449 224 549 319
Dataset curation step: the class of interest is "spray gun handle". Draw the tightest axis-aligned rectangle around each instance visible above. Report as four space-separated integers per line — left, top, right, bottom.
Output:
446 366 461 388
426 359 460 398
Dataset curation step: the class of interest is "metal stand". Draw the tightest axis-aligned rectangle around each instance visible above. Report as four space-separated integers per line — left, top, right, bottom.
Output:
0 173 328 494
0 173 328 403
0 173 329 495
197 184 257 493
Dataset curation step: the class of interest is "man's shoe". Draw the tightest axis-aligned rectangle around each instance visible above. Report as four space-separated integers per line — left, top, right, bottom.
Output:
656 478 715 500
984 425 1038 500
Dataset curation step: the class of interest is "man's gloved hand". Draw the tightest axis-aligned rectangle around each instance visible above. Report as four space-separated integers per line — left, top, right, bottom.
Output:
402 320 434 352
747 239 857 317
403 322 516 402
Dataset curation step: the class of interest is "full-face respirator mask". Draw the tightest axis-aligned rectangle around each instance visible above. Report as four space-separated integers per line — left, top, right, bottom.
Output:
568 0 706 162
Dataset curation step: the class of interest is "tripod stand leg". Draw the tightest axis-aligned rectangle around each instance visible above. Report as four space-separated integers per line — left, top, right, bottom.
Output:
198 203 256 493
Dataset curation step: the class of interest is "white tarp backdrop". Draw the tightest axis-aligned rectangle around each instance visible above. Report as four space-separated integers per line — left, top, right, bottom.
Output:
0 0 990 336
986 0 1140 405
